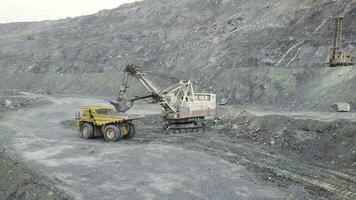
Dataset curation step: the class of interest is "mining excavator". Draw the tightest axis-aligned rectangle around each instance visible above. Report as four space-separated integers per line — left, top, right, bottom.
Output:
110 64 216 134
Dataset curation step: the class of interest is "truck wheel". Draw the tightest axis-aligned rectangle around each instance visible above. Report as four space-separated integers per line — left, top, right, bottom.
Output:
124 124 136 139
81 123 94 139
103 125 123 142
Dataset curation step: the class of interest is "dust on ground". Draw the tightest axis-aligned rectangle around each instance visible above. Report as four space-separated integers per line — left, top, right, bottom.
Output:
0 100 69 200
0 93 330 200
0 148 70 200
122 106 356 200
217 106 356 169
1 93 356 200
0 90 51 112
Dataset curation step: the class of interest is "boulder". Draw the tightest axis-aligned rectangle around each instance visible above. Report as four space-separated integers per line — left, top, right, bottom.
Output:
4 99 14 110
219 98 227 106
331 102 351 112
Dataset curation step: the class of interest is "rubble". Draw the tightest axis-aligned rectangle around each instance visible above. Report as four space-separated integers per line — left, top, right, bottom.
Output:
0 149 67 200
0 0 354 199
218 110 356 168
0 0 355 108
219 98 227 106
331 102 351 112
0 91 51 111
4 99 14 110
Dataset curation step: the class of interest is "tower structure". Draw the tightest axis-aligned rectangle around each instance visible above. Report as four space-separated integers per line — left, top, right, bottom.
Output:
329 15 353 67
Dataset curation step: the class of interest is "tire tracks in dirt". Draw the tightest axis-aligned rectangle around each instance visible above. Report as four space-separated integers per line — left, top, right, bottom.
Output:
132 128 356 200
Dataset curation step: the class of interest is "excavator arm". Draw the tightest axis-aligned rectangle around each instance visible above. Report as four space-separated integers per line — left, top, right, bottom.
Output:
110 64 178 114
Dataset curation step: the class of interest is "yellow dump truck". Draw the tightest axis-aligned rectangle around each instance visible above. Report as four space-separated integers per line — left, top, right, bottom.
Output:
74 105 142 142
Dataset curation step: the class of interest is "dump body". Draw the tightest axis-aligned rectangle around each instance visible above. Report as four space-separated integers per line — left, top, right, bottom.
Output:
75 105 140 126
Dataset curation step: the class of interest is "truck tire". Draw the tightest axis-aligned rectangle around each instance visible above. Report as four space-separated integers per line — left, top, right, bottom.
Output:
103 125 123 142
81 123 94 139
124 124 136 139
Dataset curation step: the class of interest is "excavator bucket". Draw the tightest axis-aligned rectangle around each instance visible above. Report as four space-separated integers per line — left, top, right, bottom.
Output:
109 100 131 113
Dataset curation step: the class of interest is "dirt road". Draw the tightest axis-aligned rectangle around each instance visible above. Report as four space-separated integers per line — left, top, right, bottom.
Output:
220 105 356 122
0 94 300 200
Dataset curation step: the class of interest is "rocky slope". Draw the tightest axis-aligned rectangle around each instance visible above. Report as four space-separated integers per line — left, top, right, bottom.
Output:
0 0 355 109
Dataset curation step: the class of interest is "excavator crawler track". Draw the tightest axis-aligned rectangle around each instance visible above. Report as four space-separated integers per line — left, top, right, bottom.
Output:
164 118 206 135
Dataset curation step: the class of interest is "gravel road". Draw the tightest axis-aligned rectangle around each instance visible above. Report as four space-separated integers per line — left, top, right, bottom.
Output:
0 94 298 200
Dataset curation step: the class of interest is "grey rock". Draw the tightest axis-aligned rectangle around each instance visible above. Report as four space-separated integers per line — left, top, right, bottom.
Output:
331 102 351 112
219 98 227 105
0 0 355 109
4 99 14 110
